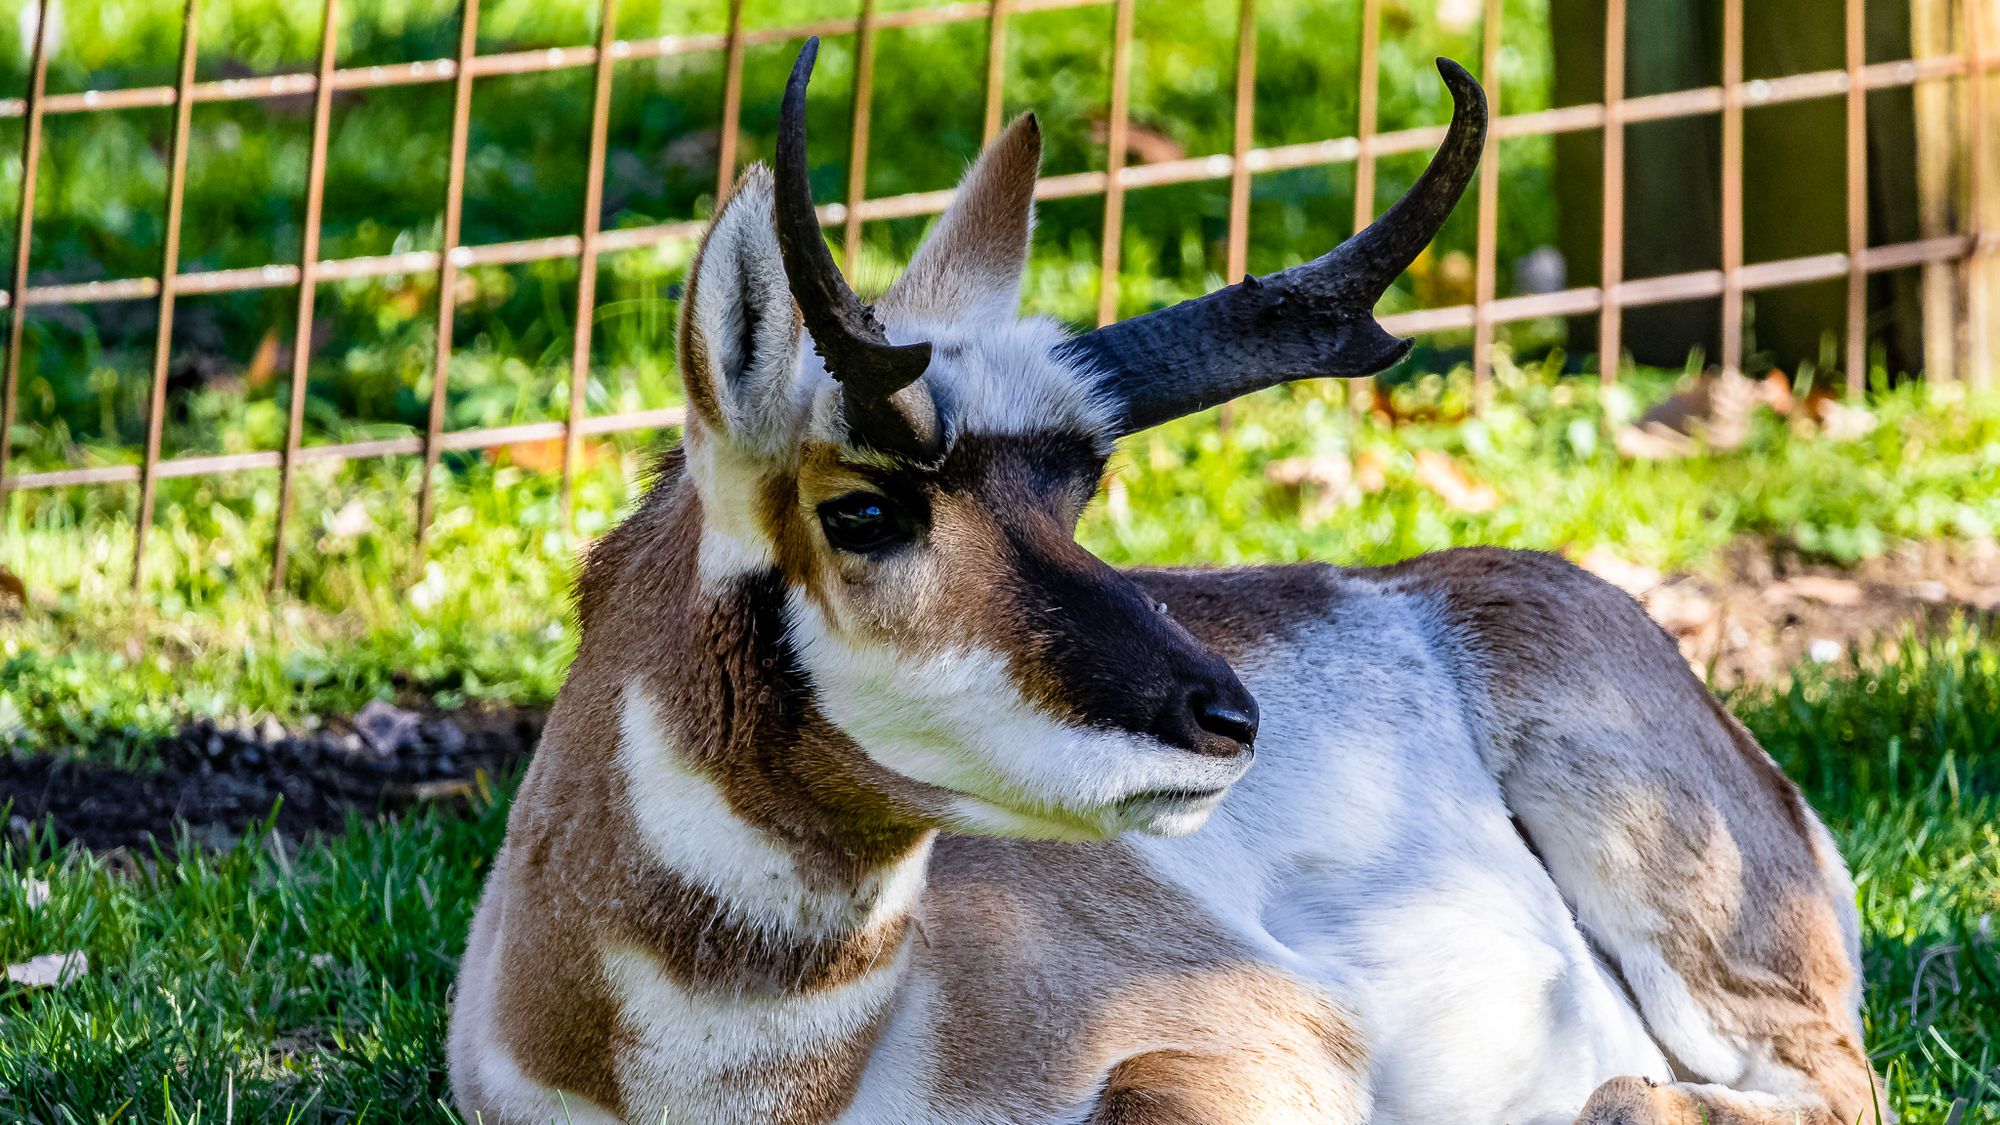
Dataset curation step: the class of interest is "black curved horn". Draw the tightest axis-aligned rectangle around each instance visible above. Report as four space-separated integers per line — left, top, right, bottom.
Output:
1057 59 1488 436
774 37 938 459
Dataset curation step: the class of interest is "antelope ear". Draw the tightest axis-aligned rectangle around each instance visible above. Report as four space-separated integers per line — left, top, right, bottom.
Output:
881 113 1042 323
678 165 808 457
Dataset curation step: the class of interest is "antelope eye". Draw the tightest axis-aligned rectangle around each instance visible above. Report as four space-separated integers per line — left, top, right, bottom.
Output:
817 492 914 554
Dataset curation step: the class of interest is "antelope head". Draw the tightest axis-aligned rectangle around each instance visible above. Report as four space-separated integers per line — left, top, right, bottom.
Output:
660 39 1485 842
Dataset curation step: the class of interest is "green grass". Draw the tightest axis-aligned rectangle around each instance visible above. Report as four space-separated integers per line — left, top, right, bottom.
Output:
1 621 1995 1123
0 794 513 1123
0 342 1995 1121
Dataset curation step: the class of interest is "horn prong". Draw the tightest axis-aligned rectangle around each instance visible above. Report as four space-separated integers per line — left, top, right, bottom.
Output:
1058 57 1487 437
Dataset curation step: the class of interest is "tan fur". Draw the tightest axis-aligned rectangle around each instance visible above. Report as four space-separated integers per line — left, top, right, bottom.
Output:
456 544 1880 1123
450 479 920 1121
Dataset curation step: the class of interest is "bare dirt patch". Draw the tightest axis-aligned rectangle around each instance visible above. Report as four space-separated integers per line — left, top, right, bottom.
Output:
1575 537 2000 689
1 705 543 854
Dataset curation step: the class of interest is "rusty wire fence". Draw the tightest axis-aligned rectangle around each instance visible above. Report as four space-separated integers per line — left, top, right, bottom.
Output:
1 0 1995 591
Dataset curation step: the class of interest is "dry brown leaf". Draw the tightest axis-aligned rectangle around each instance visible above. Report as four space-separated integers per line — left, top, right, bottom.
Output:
1352 449 1389 495
488 437 613 474
1634 387 1710 437
1265 453 1353 524
389 281 427 319
325 499 374 541
1264 453 1348 490
1090 120 1186 166
1411 449 1501 513
0 565 24 607
6 951 88 989
1642 583 1719 636
1632 371 1763 450
1764 576 1864 607
1810 398 1877 441
243 327 283 389
410 779 476 802
1573 547 1665 597
1758 370 1796 415
1615 423 1696 461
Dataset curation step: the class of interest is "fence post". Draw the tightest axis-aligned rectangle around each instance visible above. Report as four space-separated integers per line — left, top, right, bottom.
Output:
560 0 620 528
1095 0 1135 327
1471 0 1504 402
416 0 481 558
983 0 1012 143
716 0 746 205
271 0 342 590
844 0 882 279
1719 0 1745 381
1843 0 1868 395
1597 0 1626 399
1224 0 1257 284
1348 0 1381 419
0 0 52 528
132 0 202 593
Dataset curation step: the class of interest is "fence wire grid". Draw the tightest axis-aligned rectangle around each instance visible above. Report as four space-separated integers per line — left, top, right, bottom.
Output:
1 0 1995 590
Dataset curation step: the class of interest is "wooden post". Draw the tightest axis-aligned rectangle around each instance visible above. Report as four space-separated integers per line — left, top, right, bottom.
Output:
1549 0 1721 370
1552 0 1933 380
1969 0 1999 388
1910 0 1957 382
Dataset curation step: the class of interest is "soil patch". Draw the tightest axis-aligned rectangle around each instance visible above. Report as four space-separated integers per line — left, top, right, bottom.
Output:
1 706 543 854
1575 537 2000 689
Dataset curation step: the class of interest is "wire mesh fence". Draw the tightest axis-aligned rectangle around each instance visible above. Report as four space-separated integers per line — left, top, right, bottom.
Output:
1 0 1994 590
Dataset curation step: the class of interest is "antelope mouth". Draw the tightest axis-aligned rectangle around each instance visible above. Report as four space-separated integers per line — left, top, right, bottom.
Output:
1115 783 1236 838
1121 784 1232 808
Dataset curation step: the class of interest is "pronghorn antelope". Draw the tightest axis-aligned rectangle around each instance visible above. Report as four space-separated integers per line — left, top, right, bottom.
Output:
449 40 1883 1125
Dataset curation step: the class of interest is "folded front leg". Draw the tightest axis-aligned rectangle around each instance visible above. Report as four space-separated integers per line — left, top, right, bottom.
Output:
1577 1074 1882 1125
1419 551 1887 1124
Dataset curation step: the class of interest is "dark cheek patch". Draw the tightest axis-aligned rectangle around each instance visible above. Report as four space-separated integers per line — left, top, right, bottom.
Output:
906 435 1135 719
910 494 1100 723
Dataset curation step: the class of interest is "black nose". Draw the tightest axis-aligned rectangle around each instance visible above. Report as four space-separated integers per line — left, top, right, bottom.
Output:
1189 689 1259 752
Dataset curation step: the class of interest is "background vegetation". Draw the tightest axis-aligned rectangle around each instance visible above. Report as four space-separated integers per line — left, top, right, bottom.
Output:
0 0 1552 472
